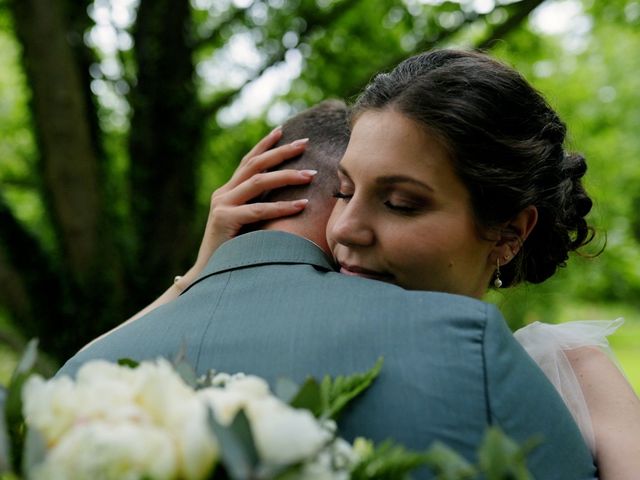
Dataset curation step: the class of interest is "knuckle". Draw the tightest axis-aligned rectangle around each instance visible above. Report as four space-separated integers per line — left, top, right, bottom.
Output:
210 191 223 207
249 173 266 186
251 204 267 217
244 155 260 170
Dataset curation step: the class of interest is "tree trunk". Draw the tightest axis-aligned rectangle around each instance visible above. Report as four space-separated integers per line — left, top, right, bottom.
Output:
128 0 204 299
11 0 103 283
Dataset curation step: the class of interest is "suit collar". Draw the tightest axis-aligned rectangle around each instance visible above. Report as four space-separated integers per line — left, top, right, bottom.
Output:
192 231 335 285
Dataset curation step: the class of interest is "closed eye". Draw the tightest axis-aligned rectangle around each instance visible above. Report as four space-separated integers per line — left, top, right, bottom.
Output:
333 191 352 201
384 201 419 214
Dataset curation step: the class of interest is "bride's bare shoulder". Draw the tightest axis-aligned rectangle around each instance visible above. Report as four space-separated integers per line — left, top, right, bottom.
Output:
566 346 640 478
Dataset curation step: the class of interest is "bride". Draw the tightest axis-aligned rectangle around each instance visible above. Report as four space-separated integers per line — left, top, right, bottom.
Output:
137 49 640 478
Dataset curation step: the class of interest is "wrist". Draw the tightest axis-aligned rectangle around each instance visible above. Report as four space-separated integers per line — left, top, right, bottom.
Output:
173 265 203 293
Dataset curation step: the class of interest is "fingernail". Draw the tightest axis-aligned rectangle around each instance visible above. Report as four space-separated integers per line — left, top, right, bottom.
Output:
293 199 309 208
300 169 318 178
271 125 282 135
291 138 309 147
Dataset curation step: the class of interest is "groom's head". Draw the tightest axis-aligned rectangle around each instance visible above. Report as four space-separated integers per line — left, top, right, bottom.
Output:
259 100 350 252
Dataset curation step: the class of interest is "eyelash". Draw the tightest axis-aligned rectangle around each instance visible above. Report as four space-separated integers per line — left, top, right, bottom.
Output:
333 191 419 214
332 191 352 201
384 201 418 214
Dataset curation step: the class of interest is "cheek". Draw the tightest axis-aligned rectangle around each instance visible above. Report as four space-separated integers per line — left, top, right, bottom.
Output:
325 203 344 244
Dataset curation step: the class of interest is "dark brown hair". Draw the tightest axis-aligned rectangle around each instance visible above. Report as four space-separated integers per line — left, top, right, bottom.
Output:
352 49 594 286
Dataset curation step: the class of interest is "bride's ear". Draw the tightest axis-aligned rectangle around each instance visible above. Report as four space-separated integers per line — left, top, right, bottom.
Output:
491 206 538 265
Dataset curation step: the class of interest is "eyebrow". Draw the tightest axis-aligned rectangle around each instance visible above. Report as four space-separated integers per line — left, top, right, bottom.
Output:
338 164 434 193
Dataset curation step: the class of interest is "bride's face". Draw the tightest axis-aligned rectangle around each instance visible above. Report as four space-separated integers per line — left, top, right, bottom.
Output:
326 109 495 298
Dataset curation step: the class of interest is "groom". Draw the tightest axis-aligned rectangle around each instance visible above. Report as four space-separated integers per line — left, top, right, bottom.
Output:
59 101 596 478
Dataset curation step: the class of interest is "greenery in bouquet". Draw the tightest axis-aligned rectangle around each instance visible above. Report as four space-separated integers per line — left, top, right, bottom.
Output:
0 341 536 479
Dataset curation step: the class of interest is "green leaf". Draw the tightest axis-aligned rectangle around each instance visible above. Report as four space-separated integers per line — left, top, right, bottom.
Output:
422 442 476 480
321 357 383 420
116 358 139 368
289 378 322 417
207 408 259 480
351 440 435 480
477 427 538 480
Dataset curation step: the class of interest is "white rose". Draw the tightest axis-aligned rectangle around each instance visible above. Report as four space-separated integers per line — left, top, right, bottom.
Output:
198 374 271 426
121 359 218 479
224 375 270 398
22 375 78 444
168 396 218 479
327 437 359 470
30 421 177 480
198 388 249 426
246 397 331 465
26 360 218 480
132 359 197 426
72 361 149 426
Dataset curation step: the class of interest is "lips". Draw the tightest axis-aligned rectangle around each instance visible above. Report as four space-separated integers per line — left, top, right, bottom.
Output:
338 263 394 282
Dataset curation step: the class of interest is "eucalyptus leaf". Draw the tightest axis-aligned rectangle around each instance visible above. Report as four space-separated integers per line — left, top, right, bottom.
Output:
173 359 198 389
21 428 46 479
171 344 198 388
0 387 11 473
5 341 41 472
259 462 303 480
274 377 299 404
10 340 38 382
207 408 259 480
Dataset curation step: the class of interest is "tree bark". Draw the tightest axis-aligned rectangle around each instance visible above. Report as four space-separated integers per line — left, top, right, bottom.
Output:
128 0 204 298
10 0 103 284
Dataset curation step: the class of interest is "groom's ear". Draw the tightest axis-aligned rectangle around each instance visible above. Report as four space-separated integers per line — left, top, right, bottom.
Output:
492 205 538 263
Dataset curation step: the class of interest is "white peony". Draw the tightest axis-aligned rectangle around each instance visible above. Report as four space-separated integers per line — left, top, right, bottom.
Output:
22 375 78 445
30 421 177 480
246 396 332 466
197 374 270 425
23 359 218 480
21 359 361 480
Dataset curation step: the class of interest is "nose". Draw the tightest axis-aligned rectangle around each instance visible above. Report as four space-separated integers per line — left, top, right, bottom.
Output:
328 196 375 247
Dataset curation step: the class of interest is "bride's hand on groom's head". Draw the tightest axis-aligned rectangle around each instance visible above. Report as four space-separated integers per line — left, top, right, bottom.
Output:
187 129 315 281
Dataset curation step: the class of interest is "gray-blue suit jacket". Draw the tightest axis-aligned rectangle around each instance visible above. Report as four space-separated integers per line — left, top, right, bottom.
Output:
60 231 596 478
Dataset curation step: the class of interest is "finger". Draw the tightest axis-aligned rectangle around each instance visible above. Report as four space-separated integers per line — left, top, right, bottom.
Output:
240 126 283 165
228 138 310 188
217 200 309 228
224 169 317 206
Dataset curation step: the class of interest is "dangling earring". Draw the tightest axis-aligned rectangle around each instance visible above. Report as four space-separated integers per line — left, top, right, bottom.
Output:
493 258 503 288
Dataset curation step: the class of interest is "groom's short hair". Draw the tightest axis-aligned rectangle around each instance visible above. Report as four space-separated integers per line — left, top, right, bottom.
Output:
265 100 350 205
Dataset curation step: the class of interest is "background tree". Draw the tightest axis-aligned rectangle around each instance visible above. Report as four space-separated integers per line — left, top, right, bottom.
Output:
0 0 638 370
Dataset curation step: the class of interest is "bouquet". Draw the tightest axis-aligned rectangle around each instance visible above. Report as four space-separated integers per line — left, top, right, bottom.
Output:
0 341 536 479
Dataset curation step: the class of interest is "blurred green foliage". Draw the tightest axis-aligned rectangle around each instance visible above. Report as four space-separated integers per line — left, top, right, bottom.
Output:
485 0 640 329
0 0 638 367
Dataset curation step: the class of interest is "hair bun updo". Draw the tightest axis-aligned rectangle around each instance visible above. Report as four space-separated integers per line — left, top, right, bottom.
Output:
520 151 595 285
